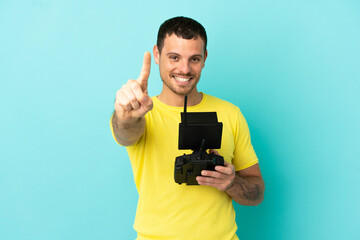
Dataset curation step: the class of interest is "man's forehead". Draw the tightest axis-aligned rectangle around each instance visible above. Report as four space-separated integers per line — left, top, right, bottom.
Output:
162 34 205 54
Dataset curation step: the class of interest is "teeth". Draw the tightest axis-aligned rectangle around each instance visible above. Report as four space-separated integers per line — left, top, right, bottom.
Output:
174 76 191 82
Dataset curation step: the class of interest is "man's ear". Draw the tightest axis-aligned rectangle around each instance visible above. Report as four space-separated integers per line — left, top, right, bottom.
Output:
202 50 208 68
153 45 160 65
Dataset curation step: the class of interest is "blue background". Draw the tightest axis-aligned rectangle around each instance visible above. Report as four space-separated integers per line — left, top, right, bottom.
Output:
1 0 359 239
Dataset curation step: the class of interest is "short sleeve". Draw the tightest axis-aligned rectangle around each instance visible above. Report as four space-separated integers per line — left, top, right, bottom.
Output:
232 107 258 171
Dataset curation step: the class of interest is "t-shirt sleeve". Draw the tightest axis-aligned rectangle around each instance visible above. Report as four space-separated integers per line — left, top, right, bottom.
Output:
232 107 258 171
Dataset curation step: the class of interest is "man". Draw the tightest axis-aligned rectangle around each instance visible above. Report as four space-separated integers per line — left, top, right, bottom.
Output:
111 17 265 240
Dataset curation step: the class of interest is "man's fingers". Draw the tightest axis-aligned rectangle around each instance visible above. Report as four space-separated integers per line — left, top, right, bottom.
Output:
128 80 152 108
209 149 219 155
131 97 153 118
115 78 153 119
138 52 151 91
201 170 223 179
128 80 145 103
115 90 133 111
121 84 141 110
214 165 233 175
215 162 235 175
197 176 221 184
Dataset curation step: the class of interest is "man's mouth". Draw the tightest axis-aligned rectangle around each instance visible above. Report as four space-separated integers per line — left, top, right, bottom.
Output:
172 75 192 82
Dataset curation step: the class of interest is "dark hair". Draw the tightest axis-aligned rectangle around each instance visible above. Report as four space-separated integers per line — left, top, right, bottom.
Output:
157 16 207 53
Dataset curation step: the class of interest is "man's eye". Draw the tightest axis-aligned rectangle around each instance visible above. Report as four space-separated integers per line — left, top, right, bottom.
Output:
170 56 178 60
192 58 200 62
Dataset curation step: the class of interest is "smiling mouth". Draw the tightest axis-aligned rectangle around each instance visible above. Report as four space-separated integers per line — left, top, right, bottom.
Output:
172 75 192 82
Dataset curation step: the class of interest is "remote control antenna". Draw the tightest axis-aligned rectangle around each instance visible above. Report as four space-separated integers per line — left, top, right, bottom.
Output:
200 139 206 151
184 95 187 125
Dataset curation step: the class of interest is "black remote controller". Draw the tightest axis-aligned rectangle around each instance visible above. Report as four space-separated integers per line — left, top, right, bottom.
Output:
174 95 224 185
175 140 224 185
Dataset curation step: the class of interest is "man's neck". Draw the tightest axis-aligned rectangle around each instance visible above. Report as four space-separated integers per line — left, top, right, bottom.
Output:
157 89 203 107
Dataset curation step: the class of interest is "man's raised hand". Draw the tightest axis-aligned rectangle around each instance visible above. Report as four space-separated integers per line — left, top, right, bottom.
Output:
114 52 153 122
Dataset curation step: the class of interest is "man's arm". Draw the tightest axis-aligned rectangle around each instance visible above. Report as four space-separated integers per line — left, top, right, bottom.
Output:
225 164 265 206
112 52 153 146
196 150 265 206
111 112 146 146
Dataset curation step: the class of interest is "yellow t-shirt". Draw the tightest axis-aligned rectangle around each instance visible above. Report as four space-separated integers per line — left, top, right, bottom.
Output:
111 93 258 240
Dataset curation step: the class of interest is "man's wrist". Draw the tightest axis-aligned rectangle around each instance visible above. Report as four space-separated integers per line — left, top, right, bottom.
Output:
113 112 142 129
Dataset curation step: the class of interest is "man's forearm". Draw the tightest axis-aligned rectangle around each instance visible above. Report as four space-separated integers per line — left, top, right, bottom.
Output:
111 112 145 146
225 173 265 206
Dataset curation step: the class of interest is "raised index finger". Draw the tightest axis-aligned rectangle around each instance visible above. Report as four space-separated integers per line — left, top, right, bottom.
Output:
137 52 151 91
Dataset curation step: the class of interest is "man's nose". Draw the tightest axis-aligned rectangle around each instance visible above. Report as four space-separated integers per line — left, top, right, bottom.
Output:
178 60 190 74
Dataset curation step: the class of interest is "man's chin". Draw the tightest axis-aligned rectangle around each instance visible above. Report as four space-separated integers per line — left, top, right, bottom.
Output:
173 87 196 96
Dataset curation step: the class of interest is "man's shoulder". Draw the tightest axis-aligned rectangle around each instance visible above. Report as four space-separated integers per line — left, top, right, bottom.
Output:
203 93 240 112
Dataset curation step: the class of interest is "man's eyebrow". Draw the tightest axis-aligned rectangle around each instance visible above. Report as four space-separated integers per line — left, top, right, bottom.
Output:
167 52 180 56
166 52 203 58
191 54 203 58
